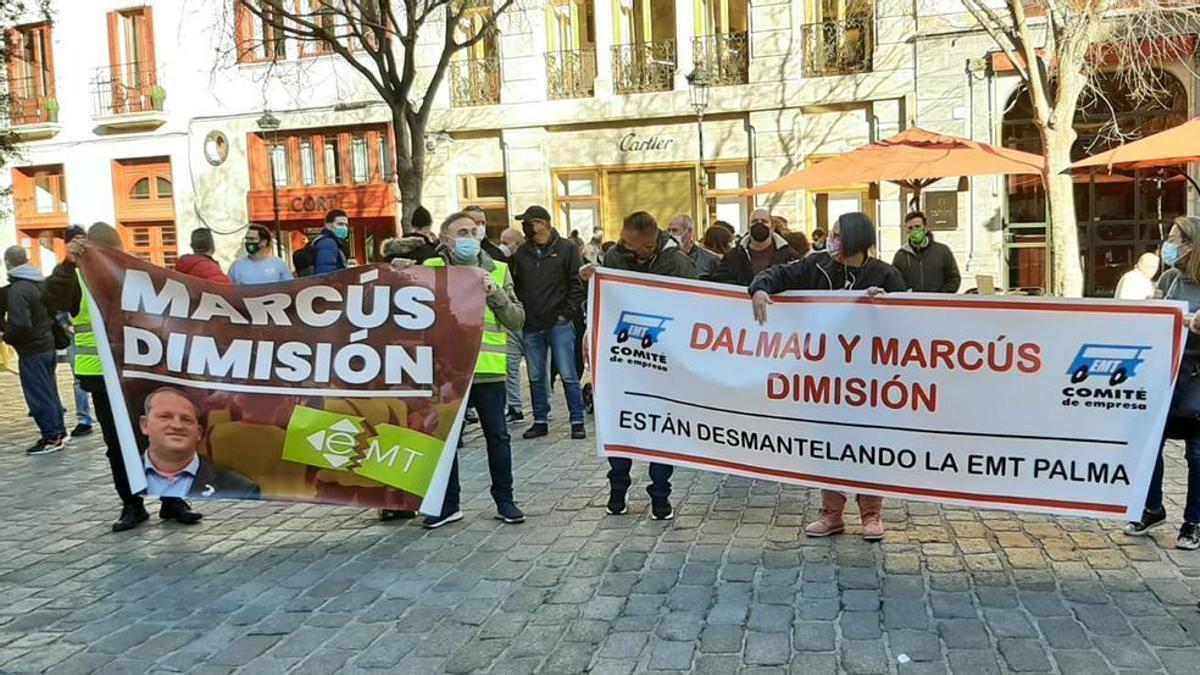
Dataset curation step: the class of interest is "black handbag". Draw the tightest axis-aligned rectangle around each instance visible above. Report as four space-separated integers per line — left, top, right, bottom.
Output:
1170 359 1200 420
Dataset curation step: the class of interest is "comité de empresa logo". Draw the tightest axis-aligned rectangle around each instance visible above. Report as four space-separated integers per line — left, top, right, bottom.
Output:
610 310 672 372
1061 343 1151 411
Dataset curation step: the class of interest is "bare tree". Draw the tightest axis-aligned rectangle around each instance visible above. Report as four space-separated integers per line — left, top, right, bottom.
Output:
236 0 515 231
960 0 1199 296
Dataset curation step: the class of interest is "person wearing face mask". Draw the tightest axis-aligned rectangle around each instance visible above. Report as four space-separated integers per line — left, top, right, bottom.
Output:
705 208 799 285
381 206 439 264
581 211 696 520
465 204 509 263
891 211 960 293
1125 216 1200 550
309 209 350 276
748 212 906 541
509 206 588 441
229 225 293 285
667 214 719 278
412 212 526 528
498 227 528 421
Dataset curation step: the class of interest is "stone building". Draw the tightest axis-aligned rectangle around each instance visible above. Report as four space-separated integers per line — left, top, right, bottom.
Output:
2 0 1196 295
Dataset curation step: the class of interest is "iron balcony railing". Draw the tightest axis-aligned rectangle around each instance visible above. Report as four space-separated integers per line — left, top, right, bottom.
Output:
546 48 597 99
801 17 873 77
693 31 749 86
612 39 676 94
8 74 55 125
92 60 161 116
450 57 502 106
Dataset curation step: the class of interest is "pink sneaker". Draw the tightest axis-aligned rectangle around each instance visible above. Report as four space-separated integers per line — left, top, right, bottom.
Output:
805 510 846 537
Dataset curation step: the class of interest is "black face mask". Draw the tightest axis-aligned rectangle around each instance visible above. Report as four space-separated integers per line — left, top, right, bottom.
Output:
245 241 262 255
522 222 537 240
749 223 771 243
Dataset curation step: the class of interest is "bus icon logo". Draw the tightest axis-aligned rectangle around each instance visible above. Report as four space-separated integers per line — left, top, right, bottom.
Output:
1066 344 1151 387
614 311 672 349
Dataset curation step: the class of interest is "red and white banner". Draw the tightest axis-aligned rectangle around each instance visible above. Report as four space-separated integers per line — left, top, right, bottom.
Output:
590 268 1186 520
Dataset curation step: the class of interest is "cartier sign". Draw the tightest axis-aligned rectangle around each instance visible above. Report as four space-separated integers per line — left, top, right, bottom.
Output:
619 132 675 152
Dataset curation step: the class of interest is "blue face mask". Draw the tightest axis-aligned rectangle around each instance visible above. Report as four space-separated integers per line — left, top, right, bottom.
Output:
333 224 349 240
451 236 480 262
1163 242 1183 266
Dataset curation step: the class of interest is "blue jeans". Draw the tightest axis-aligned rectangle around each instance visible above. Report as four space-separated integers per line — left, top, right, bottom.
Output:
442 382 513 514
18 350 65 438
523 320 585 425
1143 425 1200 523
67 338 92 426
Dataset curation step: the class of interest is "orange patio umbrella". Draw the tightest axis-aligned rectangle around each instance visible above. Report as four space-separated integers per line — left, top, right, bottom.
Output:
749 127 1044 205
1070 117 1200 172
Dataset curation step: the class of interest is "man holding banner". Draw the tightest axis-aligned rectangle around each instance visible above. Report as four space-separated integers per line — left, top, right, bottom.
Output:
585 211 696 520
420 212 527 528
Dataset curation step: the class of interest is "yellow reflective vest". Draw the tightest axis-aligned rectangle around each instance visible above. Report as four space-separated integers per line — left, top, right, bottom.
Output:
73 271 102 376
424 258 508 376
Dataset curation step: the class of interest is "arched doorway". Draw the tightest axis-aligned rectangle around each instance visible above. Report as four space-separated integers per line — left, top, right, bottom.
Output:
1001 70 1190 296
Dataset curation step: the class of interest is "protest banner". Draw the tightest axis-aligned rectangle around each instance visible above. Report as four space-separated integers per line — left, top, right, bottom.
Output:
78 246 485 514
590 268 1186 520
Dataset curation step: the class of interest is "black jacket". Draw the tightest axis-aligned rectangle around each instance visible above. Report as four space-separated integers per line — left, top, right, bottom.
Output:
509 231 585 330
482 238 509 263
43 260 83 317
705 232 799 286
187 459 261 500
891 235 961 293
2 265 55 356
601 230 697 279
748 251 908 295
381 233 439 264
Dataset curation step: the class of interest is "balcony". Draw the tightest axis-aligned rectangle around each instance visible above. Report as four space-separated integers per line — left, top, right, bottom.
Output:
801 18 874 77
612 39 676 94
546 49 597 100
91 61 167 132
450 57 501 107
8 76 61 140
693 32 749 86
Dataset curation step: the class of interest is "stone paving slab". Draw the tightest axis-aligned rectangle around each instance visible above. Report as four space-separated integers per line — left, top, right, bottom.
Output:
1 369 1200 673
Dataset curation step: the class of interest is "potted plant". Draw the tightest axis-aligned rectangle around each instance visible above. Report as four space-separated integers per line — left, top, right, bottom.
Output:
150 85 166 111
43 97 58 123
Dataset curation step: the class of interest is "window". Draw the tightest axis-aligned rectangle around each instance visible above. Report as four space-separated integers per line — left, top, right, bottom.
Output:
236 1 288 62
298 0 337 55
5 22 55 125
100 7 158 115
13 165 67 220
300 140 316 185
554 171 601 240
270 143 289 186
377 134 391 181
351 136 369 183
131 177 151 200
458 173 509 240
156 176 172 198
130 175 173 201
324 138 341 183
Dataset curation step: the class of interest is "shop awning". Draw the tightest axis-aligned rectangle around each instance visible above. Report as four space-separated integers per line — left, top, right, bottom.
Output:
748 127 1044 202
1070 117 1200 171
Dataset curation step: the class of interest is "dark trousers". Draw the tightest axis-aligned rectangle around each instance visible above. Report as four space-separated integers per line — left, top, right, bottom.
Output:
18 350 65 438
607 458 673 500
79 375 141 506
443 381 513 514
1144 425 1200 523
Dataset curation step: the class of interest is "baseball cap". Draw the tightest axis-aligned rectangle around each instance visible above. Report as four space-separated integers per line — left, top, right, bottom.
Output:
516 205 551 222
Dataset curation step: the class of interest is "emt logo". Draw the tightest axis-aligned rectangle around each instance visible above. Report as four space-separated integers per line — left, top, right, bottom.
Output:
609 311 672 372
1061 344 1151 412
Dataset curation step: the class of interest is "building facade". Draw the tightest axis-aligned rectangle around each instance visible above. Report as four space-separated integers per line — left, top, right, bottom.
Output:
2 0 1196 295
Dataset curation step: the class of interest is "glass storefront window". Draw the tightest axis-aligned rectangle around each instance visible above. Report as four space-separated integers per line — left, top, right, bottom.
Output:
324 139 340 184
300 141 316 186
351 136 369 184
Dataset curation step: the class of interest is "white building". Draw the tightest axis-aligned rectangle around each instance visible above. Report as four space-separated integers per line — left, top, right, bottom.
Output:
2 0 1196 295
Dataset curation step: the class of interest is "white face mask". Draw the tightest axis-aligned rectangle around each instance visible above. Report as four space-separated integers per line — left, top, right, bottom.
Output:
498 243 511 257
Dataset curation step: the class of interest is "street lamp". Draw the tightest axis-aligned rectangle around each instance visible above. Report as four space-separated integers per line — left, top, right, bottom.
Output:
256 110 283 257
687 66 711 230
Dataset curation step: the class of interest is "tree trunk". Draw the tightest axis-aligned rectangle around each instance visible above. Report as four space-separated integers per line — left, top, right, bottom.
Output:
391 108 422 236
1042 124 1084 297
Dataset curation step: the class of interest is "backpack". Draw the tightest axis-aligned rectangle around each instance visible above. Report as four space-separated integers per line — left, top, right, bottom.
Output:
292 240 317 277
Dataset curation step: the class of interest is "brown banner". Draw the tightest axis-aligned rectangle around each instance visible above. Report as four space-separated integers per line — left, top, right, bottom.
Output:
78 245 484 512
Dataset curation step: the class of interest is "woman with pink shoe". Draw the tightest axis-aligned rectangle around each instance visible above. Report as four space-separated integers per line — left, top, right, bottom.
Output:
747 212 908 541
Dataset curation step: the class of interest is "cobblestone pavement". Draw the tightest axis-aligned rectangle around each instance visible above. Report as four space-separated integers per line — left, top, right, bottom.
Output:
2 368 1200 674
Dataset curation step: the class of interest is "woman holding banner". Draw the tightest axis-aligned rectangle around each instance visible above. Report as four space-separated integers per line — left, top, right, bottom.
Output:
1126 216 1200 550
748 212 907 541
